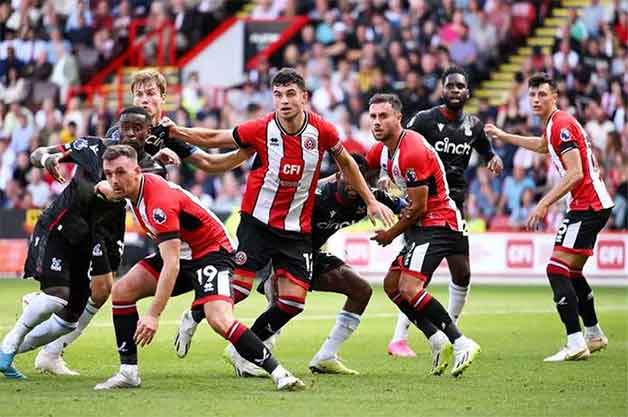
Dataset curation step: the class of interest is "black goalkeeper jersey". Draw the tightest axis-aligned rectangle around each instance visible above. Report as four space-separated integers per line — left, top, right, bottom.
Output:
312 182 404 251
406 106 495 208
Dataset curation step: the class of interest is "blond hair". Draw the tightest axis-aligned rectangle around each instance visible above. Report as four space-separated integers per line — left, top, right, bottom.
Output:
130 69 167 97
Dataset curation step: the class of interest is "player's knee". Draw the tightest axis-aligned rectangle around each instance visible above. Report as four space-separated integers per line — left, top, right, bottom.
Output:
452 271 471 287
90 274 113 307
43 286 70 302
276 295 305 318
345 271 372 306
383 275 398 298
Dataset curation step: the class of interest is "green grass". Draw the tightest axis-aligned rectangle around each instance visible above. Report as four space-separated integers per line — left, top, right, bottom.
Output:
0 279 626 417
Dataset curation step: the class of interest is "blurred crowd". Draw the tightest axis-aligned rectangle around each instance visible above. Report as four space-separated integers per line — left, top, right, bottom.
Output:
0 0 626 232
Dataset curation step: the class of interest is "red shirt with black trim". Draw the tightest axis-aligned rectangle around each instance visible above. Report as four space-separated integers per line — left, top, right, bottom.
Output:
545 110 613 211
366 130 463 231
130 173 233 260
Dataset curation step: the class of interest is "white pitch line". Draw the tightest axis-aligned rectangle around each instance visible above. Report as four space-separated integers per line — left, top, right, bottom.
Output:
0 305 626 330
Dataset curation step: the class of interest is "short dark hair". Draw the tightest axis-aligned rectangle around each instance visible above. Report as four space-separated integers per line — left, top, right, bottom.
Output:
528 72 557 92
103 144 138 162
120 106 151 120
351 152 369 175
441 65 468 84
271 67 306 91
368 93 403 112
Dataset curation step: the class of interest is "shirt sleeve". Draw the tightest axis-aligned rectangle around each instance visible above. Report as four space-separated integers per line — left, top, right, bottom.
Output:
405 111 428 136
472 121 496 162
146 193 181 243
551 122 578 155
319 120 342 156
67 137 104 181
365 144 382 170
233 119 262 149
399 145 430 188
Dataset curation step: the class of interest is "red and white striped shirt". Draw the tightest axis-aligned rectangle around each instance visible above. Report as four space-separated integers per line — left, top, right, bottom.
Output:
130 174 234 260
366 130 463 231
233 111 343 234
545 110 613 211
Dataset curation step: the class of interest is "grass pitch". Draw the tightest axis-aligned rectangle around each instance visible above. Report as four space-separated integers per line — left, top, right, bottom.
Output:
0 279 626 417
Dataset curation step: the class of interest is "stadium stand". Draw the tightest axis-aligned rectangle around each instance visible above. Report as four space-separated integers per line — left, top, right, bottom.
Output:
0 0 625 233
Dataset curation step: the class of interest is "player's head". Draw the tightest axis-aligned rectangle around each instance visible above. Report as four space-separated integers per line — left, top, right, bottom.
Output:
102 144 141 200
131 69 167 124
527 72 558 117
368 93 403 142
337 153 369 202
271 67 308 121
119 106 152 157
441 66 469 111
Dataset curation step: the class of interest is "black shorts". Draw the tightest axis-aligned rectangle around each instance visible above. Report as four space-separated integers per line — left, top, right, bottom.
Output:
255 250 346 294
24 224 91 288
139 249 235 307
392 227 467 284
235 214 313 289
313 251 345 283
89 237 124 277
554 208 612 256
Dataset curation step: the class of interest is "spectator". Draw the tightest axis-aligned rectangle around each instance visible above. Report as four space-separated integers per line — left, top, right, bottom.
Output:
26 168 50 208
498 163 535 215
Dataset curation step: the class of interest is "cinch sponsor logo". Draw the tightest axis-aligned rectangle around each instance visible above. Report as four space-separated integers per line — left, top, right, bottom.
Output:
434 137 472 155
597 241 625 269
345 237 370 266
506 240 534 268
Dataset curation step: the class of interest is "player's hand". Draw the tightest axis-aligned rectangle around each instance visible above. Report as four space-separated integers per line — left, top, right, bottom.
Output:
484 124 505 141
134 315 159 347
159 116 176 135
95 180 121 201
153 148 181 166
370 229 394 246
527 202 548 231
487 154 504 176
377 176 393 192
43 154 65 183
367 200 396 227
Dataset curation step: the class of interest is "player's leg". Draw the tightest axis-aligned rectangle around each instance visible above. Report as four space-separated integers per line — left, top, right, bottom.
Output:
18 256 92 356
94 259 158 390
36 239 117 374
308 257 370 374
189 251 304 391
544 209 611 361
446 253 471 324
0 231 73 379
570 261 608 353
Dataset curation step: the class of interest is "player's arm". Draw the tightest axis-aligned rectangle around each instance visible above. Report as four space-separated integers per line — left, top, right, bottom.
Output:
184 147 254 174
134 238 181 347
474 123 503 175
30 144 76 183
160 117 236 149
527 148 583 230
371 185 427 246
333 147 395 227
484 123 548 154
373 189 407 215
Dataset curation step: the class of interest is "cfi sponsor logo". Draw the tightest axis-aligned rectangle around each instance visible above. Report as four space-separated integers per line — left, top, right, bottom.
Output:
234 251 248 266
152 208 167 224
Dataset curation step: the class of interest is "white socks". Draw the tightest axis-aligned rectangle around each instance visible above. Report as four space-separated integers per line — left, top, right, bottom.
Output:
391 312 411 342
428 331 449 350
448 282 469 323
44 297 100 356
1 293 67 354
567 331 587 348
314 310 361 361
18 314 77 353
584 324 604 338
